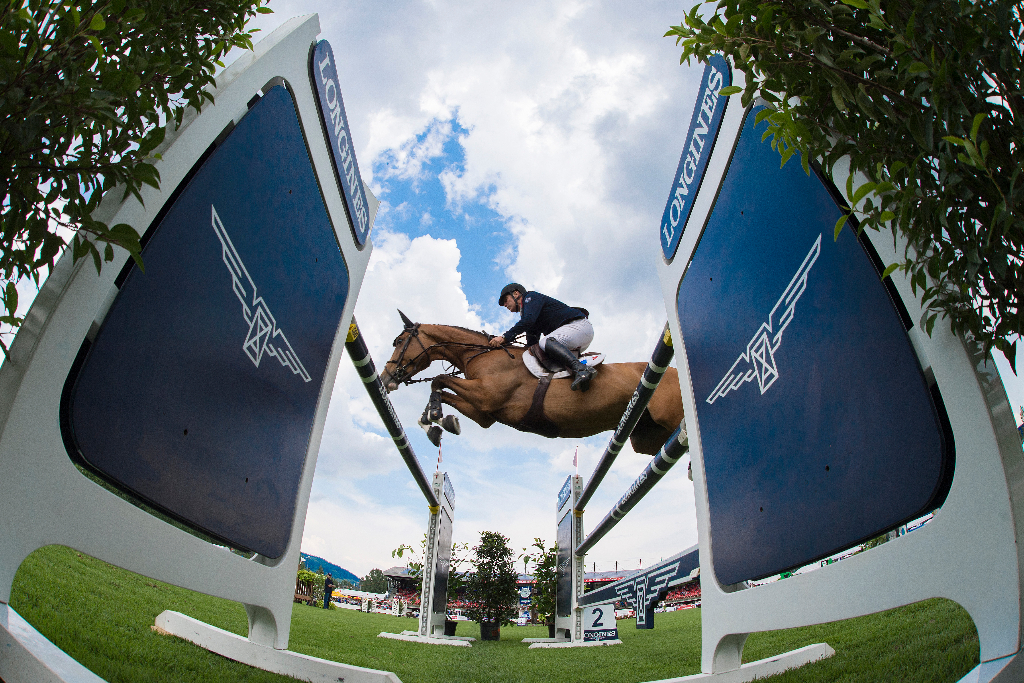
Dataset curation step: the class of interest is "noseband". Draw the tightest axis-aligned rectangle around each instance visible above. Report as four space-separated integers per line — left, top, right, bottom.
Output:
386 323 429 386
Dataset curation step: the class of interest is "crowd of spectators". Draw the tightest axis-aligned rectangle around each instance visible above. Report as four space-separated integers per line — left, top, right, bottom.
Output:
663 580 701 604
391 586 420 605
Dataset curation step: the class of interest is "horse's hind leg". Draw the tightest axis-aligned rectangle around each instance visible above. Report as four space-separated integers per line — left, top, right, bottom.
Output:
631 368 685 455
629 409 673 455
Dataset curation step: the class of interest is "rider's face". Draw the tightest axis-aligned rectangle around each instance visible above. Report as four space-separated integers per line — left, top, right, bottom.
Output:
501 292 521 313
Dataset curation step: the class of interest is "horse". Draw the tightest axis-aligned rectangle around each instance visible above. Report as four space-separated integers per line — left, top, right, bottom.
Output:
378 311 685 455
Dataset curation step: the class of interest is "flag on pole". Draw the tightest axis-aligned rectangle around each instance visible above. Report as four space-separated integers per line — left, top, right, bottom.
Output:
437 443 442 469
573 446 578 473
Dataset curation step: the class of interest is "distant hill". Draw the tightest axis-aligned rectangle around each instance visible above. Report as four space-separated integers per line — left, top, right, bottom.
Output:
299 552 359 584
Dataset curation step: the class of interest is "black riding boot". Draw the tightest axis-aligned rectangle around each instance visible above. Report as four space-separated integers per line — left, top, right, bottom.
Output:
544 339 595 392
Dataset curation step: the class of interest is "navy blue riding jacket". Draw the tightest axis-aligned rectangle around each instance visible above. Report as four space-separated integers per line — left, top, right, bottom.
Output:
501 291 587 346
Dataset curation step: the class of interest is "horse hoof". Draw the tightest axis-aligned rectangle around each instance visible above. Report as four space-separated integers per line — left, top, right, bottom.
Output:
418 411 431 428
429 408 443 422
426 425 443 447
441 415 461 435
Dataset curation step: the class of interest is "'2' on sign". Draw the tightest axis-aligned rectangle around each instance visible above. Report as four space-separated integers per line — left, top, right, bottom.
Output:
583 603 618 642
660 54 731 261
311 40 372 247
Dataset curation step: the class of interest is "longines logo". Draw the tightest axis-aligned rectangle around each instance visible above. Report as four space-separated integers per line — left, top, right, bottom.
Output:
614 561 680 627
212 205 312 383
706 234 821 405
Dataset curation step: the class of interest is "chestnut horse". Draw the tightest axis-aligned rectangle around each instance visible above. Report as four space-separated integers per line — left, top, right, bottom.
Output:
379 313 684 455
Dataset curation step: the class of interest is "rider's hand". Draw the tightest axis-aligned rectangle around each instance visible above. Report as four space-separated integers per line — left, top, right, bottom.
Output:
489 335 504 348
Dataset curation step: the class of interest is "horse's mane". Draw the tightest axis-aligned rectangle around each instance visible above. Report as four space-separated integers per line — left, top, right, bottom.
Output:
433 324 490 342
413 323 526 350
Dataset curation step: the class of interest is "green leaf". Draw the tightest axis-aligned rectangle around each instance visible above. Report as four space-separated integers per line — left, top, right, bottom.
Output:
881 263 899 279
831 86 847 112
718 85 742 96
5 282 18 316
841 0 869 7
970 112 987 142
89 13 106 31
850 181 877 207
908 61 929 74
834 213 850 240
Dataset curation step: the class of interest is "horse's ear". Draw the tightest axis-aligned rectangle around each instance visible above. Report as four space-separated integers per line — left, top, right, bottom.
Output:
398 309 415 329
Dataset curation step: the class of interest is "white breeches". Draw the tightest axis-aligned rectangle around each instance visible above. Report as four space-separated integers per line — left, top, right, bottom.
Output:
540 318 594 354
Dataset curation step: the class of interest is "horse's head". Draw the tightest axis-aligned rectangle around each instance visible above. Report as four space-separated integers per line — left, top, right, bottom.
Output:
380 310 433 392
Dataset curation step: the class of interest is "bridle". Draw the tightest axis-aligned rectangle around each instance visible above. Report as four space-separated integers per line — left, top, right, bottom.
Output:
384 322 515 387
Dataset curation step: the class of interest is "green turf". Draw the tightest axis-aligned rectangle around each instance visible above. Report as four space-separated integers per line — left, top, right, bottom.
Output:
9 545 980 682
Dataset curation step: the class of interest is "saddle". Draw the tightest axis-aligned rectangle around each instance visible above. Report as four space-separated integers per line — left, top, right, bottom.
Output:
523 344 604 379
514 345 605 438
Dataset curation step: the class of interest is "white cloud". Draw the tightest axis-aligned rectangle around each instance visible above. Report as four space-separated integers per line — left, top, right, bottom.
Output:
376 119 455 187
251 0 708 575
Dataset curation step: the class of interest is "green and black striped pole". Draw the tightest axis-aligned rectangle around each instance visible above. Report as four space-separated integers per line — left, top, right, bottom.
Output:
345 317 439 509
575 322 676 513
576 425 689 557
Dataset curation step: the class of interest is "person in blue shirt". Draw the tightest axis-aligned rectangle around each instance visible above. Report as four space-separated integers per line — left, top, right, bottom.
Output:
488 283 596 391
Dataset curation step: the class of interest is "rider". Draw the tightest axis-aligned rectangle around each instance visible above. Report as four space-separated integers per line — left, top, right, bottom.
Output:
488 283 596 391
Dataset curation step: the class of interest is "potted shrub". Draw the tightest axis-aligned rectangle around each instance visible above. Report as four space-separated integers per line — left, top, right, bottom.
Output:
529 538 558 637
465 531 518 641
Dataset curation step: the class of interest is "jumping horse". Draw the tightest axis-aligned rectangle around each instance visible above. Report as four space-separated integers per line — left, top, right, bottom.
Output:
379 311 684 455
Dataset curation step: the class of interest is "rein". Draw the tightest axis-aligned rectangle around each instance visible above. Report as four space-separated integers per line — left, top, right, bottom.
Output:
386 324 515 386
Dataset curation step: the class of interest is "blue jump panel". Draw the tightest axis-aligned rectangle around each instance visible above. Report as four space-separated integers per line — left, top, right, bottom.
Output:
63 86 349 559
677 106 951 585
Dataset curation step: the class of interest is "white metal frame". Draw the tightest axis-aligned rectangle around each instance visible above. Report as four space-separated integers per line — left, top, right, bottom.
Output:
419 471 457 638
378 471 475 647
0 15 395 683
656 67 1024 681
539 475 585 645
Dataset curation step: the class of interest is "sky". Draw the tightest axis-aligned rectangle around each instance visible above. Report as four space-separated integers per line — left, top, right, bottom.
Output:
247 0 710 577
7 0 1024 580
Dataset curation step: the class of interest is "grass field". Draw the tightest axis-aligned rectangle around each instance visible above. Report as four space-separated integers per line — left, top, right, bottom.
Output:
9 545 980 683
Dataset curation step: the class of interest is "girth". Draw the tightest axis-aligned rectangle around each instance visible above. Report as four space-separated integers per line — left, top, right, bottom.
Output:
514 374 560 438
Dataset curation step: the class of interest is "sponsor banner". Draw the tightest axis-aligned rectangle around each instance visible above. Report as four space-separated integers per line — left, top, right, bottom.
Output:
660 53 731 261
64 86 348 558
310 40 371 247
557 475 573 511
677 106 950 584
443 473 456 509
583 603 618 641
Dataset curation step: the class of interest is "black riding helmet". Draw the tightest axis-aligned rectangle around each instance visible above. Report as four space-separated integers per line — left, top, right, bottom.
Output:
499 282 526 306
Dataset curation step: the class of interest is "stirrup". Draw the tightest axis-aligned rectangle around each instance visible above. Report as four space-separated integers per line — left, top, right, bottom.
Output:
571 366 595 392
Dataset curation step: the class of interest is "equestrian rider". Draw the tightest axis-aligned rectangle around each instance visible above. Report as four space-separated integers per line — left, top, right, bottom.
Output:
488 283 596 391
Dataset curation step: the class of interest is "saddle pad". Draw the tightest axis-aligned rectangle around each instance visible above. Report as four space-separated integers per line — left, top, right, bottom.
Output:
523 348 604 379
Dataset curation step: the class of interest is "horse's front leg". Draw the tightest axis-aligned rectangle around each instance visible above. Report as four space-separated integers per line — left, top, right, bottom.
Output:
419 389 462 435
431 377 503 429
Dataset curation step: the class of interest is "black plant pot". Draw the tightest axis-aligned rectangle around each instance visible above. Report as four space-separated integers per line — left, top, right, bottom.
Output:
547 622 556 638
444 620 457 636
480 621 500 641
